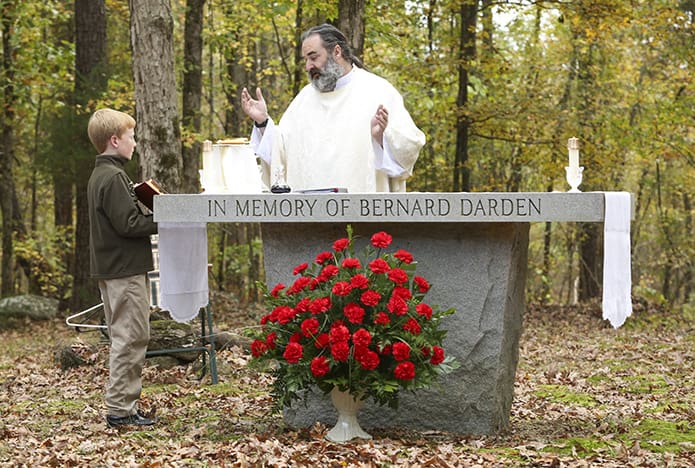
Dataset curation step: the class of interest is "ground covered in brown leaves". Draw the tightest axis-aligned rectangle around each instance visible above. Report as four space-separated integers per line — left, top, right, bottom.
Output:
1 295 693 467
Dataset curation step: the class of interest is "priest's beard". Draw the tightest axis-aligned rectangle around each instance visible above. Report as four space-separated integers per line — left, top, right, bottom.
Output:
309 55 343 92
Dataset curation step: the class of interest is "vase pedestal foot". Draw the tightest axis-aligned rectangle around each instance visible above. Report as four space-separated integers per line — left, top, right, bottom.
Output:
326 388 372 443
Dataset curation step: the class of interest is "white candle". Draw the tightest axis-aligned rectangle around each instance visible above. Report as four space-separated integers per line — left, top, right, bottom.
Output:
568 137 579 169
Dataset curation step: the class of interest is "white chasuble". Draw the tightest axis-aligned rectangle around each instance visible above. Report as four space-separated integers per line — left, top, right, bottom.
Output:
270 67 425 193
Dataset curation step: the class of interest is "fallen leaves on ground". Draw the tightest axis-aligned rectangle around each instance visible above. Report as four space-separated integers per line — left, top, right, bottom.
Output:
0 297 693 467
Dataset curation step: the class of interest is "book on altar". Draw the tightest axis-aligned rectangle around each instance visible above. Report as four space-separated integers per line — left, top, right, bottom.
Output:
295 187 348 194
134 179 164 210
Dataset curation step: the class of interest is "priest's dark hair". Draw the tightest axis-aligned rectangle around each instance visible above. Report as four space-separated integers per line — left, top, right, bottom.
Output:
301 23 365 69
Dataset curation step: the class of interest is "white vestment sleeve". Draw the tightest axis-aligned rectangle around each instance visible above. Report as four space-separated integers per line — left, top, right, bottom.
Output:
381 92 425 177
249 117 275 165
373 137 407 177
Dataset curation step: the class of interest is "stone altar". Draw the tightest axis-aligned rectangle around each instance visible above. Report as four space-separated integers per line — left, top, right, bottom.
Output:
154 192 620 434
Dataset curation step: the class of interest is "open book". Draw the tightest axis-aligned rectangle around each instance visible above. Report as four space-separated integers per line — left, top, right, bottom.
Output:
134 179 164 210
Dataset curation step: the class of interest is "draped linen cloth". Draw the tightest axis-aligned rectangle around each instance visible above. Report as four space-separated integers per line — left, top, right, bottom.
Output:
158 222 209 323
602 192 633 328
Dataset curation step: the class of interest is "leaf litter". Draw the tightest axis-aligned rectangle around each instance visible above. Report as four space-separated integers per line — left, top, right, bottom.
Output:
0 296 692 467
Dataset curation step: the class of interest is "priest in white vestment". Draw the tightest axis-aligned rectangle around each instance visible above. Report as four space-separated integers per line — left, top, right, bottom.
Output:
241 24 425 193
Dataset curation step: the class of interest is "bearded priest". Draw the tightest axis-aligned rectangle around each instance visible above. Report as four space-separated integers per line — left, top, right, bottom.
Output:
241 23 425 193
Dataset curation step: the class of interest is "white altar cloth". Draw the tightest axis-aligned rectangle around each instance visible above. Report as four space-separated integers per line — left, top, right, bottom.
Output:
158 222 209 323
602 192 633 328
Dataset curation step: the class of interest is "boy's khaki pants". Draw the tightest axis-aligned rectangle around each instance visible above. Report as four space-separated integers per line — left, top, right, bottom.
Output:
99 274 150 417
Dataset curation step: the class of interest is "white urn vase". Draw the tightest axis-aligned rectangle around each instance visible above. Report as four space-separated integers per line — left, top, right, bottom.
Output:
325 387 372 443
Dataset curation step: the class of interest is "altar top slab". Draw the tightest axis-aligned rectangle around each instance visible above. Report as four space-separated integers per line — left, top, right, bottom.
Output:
152 192 628 223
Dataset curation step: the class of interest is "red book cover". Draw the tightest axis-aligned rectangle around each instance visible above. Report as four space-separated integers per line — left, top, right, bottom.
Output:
134 179 164 210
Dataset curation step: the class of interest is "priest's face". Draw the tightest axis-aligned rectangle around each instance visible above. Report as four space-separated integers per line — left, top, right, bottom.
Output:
302 34 344 92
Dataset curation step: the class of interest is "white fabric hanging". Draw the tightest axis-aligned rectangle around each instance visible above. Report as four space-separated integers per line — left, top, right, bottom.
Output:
158 222 209 323
602 192 633 328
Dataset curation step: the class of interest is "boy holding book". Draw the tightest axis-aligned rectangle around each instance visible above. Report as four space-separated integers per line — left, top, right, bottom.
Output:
87 108 158 427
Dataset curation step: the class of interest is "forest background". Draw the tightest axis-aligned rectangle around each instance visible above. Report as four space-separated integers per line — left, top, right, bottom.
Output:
0 0 692 317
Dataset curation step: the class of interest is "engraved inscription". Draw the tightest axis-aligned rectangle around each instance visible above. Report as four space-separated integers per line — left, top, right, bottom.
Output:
208 199 227 217
460 198 541 217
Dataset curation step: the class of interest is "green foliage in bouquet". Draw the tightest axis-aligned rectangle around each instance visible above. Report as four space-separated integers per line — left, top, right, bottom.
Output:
249 226 458 410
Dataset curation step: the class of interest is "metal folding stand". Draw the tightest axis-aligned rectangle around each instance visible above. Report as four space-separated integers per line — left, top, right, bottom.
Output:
65 302 218 384
143 304 218 384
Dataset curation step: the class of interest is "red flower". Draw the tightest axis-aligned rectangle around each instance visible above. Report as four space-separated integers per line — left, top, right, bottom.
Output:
317 264 339 282
403 317 422 335
392 286 412 300
394 249 413 264
352 328 372 348
289 332 302 343
287 276 311 295
293 263 308 275
265 332 277 349
315 251 333 264
387 295 409 316
380 344 392 355
374 312 391 325
331 341 350 361
314 333 330 349
270 283 285 297
295 297 311 313
416 303 433 320
414 275 430 293
360 290 382 307
329 323 350 343
333 238 349 252
394 361 416 380
332 281 353 296
283 342 303 364
250 339 268 357
309 297 331 314
350 274 369 289
311 356 330 377
341 258 361 269
371 231 393 248
300 317 319 337
357 349 380 371
430 346 445 365
421 346 431 357
369 258 391 274
388 268 409 285
275 306 296 324
343 303 366 324
392 342 411 361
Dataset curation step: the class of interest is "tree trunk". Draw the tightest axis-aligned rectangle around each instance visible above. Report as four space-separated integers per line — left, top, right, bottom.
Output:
453 0 477 192
1 1 17 297
578 222 602 300
71 0 107 313
223 31 246 137
681 192 692 302
480 0 493 53
337 0 365 59
181 0 205 194
574 3 603 301
292 0 305 97
129 0 182 192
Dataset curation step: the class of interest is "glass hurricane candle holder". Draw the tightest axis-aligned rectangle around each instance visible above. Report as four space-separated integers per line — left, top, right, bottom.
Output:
565 166 584 192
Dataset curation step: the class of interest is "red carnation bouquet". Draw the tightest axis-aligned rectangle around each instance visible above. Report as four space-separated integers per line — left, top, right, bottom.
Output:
249 226 458 409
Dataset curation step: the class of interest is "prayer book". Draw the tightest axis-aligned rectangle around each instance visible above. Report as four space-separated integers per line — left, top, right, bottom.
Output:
134 179 164 210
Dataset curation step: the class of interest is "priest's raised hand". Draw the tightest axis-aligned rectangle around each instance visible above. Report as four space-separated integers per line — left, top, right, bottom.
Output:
240 87 269 129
